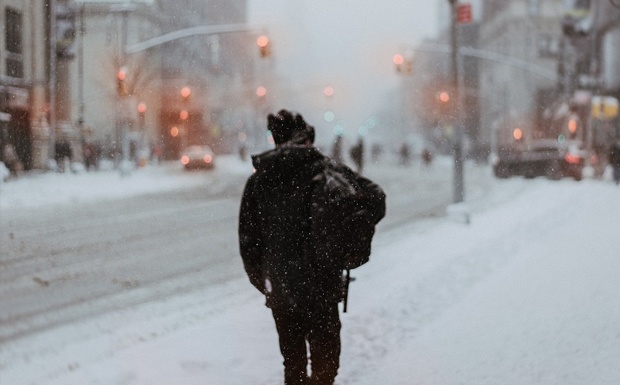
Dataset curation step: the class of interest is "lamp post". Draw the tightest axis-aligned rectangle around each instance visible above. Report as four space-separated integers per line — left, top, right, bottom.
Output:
449 0 464 204
48 0 58 169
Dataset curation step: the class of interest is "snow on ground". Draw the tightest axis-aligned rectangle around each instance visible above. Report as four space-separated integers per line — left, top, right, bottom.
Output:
0 155 250 211
1 157 619 385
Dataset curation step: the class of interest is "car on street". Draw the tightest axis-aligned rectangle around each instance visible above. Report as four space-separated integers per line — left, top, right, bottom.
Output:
493 139 585 181
180 145 215 170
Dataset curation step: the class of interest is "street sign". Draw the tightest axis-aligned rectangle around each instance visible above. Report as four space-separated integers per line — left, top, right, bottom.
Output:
591 96 619 120
457 3 473 24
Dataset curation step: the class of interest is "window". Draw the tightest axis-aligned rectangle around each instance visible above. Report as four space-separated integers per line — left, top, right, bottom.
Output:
5 7 24 78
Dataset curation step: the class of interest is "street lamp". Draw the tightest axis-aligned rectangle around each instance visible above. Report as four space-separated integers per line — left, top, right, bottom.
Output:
448 0 464 204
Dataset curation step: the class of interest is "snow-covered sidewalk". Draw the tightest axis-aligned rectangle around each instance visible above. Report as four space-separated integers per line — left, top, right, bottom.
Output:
1 160 619 385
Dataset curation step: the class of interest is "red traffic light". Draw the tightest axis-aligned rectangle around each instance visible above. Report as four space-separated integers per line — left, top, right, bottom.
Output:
137 102 147 114
439 91 450 103
181 86 191 99
257 35 271 57
257 35 269 48
117 68 127 81
513 128 523 141
393 54 404 66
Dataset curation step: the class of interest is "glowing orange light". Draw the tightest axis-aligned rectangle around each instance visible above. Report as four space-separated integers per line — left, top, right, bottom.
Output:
513 128 523 140
117 68 126 81
256 86 267 97
180 110 189 120
170 126 179 137
181 87 191 98
137 103 147 114
203 154 213 163
181 155 190 165
324 86 334 97
565 153 580 164
393 54 404 66
257 35 269 48
568 119 577 133
439 92 450 103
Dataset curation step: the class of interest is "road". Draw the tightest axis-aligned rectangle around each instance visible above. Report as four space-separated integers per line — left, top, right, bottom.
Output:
0 157 494 346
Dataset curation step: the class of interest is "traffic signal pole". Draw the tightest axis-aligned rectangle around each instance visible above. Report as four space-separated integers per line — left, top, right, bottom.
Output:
48 0 57 169
449 0 464 204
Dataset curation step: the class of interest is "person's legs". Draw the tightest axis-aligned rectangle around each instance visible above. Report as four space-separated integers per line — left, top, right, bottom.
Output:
272 307 310 384
614 166 620 185
307 303 341 385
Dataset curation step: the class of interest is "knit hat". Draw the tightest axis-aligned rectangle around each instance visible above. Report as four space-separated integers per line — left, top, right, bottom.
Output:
268 109 315 145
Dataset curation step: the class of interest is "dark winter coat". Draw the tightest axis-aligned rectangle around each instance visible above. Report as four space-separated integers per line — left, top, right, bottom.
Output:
239 145 343 310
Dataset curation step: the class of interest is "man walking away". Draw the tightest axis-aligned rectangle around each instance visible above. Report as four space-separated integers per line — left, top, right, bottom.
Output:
239 110 384 385
609 140 620 185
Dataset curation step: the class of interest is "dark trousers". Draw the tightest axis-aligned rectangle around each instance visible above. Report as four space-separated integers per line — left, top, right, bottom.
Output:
271 303 341 385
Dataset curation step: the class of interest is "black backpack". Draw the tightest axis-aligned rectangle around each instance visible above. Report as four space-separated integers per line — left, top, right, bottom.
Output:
311 160 386 270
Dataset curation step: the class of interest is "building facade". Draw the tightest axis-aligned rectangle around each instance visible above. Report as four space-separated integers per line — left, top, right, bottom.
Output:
1 0 48 170
478 0 564 152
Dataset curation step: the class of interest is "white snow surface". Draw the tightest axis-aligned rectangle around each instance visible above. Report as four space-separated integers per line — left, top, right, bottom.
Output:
1 157 619 384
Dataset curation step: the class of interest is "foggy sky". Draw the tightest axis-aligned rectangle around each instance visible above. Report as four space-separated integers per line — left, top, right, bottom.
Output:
247 0 443 143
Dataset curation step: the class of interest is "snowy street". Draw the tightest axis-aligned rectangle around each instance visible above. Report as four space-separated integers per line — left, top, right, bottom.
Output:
1 156 619 385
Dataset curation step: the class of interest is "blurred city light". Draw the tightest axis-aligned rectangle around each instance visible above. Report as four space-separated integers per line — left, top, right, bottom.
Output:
568 119 577 133
179 110 189 120
170 126 179 137
333 125 344 136
358 126 369 136
256 86 267 97
256 35 269 48
117 67 127 81
513 128 523 140
393 54 404 65
324 86 334 97
439 91 450 103
181 86 191 99
238 132 247 142
324 111 335 121
137 102 147 114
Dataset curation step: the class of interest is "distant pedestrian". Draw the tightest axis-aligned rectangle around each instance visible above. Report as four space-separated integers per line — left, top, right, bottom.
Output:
331 135 343 163
55 140 73 173
422 148 433 167
349 137 364 173
371 143 383 163
609 140 620 185
2 143 22 178
398 143 410 166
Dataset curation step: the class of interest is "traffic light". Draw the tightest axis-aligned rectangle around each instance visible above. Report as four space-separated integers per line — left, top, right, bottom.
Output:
137 102 147 126
568 118 578 139
393 54 404 72
181 86 191 100
117 67 128 96
257 35 270 58
513 127 523 142
438 91 450 103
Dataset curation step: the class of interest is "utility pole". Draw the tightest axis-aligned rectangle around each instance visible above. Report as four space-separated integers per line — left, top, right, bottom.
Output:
48 0 57 169
449 0 464 203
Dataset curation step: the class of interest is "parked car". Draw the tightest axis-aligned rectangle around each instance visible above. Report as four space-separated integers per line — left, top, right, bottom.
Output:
180 145 215 170
493 139 585 181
